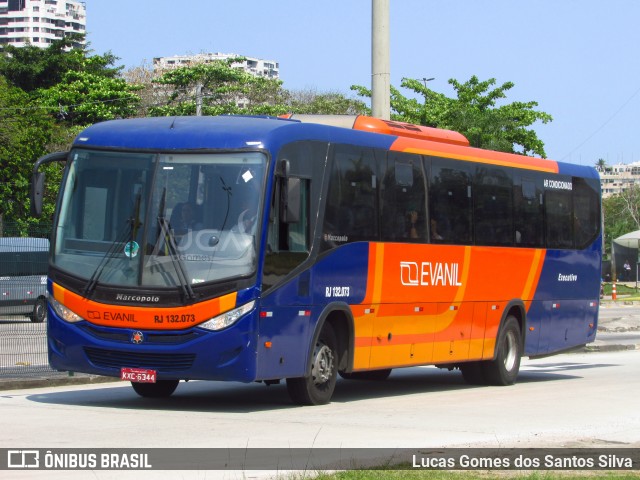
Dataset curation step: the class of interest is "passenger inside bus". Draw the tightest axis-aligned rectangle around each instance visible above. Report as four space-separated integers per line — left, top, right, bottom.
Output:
430 218 444 241
170 202 201 235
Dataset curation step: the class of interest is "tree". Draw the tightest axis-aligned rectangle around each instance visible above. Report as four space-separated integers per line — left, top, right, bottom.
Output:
0 34 119 92
0 76 61 232
352 75 552 157
0 36 135 231
602 186 640 258
36 69 142 126
595 158 609 173
286 89 368 115
122 62 158 117
148 58 288 117
1 35 137 126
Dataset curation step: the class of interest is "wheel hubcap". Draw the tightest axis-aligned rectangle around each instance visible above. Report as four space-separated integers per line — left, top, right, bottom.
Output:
311 343 334 386
503 330 517 372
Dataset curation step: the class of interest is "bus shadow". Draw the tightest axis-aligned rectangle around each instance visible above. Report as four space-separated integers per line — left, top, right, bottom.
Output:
517 361 618 382
25 361 616 413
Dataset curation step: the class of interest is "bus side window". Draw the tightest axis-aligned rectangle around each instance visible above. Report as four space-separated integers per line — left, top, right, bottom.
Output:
263 140 327 292
514 176 544 247
429 158 472 245
263 176 310 292
322 145 378 248
474 166 513 246
573 177 600 249
381 152 427 242
546 187 574 249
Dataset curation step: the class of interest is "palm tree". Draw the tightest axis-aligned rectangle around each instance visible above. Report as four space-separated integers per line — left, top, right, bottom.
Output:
595 158 608 173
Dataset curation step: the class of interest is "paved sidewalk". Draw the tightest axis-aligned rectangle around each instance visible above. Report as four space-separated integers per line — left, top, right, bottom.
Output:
590 298 640 352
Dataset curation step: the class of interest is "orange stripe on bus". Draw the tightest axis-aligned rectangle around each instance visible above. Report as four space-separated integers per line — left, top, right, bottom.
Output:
350 244 546 370
52 283 237 330
390 137 559 173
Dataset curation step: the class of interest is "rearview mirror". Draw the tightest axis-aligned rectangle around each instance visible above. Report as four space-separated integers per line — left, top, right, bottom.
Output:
30 151 68 217
30 172 46 217
281 177 301 224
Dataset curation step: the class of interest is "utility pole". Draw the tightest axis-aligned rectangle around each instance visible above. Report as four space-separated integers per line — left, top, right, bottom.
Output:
371 0 390 120
195 83 203 116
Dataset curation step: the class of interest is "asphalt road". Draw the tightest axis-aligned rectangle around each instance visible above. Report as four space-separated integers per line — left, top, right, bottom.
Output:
1 304 639 479
1 350 639 478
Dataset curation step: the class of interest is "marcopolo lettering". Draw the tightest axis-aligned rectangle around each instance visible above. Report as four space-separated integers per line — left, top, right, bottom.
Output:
115 294 160 303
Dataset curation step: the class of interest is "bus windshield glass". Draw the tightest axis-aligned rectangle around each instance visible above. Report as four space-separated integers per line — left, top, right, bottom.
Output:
53 149 266 288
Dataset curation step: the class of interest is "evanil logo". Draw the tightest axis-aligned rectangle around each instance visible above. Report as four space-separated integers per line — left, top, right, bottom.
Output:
400 261 462 287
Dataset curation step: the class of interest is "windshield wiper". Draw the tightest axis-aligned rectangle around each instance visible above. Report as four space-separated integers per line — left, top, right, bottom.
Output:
84 193 143 297
218 175 232 232
155 188 195 301
157 215 196 301
84 218 136 297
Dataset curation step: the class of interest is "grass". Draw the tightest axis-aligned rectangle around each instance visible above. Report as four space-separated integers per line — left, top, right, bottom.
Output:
602 282 640 300
293 471 640 480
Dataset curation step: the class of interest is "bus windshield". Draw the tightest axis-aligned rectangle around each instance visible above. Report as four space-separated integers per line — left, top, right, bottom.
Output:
53 149 266 288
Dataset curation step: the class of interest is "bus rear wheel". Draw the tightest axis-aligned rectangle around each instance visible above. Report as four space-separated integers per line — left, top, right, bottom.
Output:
287 323 337 405
482 315 522 385
131 379 179 398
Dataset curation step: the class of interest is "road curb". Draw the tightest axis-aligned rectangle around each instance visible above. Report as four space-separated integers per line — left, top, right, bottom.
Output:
582 344 638 353
0 374 118 391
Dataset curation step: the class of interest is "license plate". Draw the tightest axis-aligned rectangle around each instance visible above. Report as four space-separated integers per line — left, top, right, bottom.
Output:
121 367 157 383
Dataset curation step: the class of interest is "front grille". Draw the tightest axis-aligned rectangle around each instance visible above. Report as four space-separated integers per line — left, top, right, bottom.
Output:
84 347 195 372
78 324 202 344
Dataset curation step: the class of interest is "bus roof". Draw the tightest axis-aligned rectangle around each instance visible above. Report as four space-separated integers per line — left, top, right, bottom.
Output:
73 115 598 179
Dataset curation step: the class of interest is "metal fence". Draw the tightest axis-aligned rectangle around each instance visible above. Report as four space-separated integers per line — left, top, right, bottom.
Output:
0 320 59 378
0 225 60 379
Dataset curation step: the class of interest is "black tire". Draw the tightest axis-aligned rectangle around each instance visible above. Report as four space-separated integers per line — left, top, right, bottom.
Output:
287 323 338 405
482 315 522 385
131 380 179 398
339 369 392 381
30 297 47 323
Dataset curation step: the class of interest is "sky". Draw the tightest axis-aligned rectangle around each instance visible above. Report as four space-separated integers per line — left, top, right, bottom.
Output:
84 0 640 167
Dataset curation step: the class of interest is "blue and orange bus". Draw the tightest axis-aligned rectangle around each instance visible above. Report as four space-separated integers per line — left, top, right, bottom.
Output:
31 114 601 405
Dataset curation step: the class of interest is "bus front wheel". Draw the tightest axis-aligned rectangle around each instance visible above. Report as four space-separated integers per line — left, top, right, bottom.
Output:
131 379 179 398
287 323 338 405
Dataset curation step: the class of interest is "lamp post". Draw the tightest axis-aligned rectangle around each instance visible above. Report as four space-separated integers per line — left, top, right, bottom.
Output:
422 77 435 88
372 0 390 120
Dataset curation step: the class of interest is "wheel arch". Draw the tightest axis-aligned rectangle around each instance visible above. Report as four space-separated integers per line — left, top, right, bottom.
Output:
304 302 353 377
493 300 526 360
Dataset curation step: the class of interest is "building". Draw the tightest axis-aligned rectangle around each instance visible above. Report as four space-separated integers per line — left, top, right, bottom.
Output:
0 0 86 48
598 162 640 198
153 52 279 80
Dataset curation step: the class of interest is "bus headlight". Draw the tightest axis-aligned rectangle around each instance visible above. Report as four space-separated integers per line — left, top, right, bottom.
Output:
49 296 83 323
199 301 255 331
